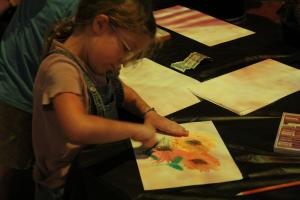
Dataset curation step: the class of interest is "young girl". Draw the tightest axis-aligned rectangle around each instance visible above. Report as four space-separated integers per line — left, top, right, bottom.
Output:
32 0 188 199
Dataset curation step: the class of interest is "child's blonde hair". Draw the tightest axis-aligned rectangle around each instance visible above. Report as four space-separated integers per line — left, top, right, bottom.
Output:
46 0 156 52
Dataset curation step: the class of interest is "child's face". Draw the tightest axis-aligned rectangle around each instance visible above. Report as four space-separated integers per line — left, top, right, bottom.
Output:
86 24 152 76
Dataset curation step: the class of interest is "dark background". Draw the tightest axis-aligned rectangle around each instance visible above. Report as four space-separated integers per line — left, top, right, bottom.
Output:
2 0 300 200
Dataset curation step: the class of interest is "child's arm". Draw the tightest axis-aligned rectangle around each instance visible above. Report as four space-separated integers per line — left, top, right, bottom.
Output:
52 92 157 147
121 81 189 137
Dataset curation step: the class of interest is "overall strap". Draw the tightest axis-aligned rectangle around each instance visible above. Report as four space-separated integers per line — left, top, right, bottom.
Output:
46 49 105 116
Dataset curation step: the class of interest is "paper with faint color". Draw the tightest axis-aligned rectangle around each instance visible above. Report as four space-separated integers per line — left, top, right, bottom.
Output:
190 59 300 115
154 5 254 46
119 58 200 116
131 121 243 190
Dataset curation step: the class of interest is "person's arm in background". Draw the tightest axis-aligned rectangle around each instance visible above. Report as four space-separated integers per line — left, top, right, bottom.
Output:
0 0 80 113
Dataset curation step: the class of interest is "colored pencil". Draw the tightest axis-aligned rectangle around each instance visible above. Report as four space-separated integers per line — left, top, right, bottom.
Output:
236 180 300 196
142 141 160 156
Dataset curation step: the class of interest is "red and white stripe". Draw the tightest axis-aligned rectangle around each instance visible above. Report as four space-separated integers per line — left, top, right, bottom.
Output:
154 5 224 30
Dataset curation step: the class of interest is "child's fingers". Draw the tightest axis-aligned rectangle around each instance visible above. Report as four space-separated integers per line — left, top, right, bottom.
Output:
168 126 189 137
144 113 189 137
142 136 158 149
158 120 189 137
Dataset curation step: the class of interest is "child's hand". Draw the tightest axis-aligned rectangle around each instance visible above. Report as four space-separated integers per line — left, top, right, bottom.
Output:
144 111 189 137
131 124 157 148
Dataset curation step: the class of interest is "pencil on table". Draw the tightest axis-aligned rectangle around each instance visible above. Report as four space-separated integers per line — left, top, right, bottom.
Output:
236 180 300 196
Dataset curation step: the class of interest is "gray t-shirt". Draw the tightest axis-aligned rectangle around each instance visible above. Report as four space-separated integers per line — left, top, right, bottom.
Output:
32 41 91 189
33 39 124 189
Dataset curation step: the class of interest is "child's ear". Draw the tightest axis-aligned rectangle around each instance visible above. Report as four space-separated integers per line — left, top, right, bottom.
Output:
92 14 110 35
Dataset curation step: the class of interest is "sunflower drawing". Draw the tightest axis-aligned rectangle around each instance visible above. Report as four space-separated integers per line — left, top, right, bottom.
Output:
150 134 220 172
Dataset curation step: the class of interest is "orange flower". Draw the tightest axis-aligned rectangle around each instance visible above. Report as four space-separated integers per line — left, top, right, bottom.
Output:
171 134 215 153
182 151 220 172
149 134 220 172
152 150 178 163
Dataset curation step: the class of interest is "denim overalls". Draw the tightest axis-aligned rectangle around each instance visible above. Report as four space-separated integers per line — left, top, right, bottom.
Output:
47 49 124 118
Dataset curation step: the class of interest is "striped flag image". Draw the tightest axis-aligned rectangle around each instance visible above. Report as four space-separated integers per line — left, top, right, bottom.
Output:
154 5 254 46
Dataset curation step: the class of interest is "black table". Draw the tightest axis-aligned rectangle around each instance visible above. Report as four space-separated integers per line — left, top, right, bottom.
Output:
64 9 300 200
